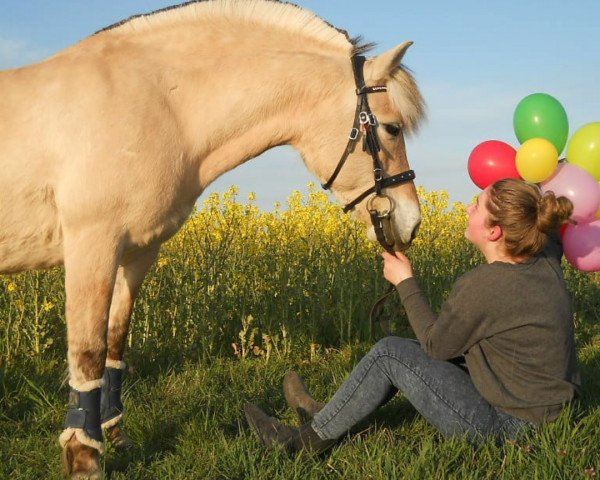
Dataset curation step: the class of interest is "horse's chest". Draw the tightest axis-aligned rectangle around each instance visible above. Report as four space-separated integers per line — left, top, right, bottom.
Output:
126 192 196 248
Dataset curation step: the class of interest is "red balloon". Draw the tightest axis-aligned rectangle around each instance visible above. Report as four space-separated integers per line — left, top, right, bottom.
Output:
559 223 568 239
468 140 521 189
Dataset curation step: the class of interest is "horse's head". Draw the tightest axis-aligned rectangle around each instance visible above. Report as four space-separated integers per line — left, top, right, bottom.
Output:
300 41 425 252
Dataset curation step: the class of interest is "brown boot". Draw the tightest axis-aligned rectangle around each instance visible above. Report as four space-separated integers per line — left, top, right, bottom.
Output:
283 371 324 423
244 403 334 454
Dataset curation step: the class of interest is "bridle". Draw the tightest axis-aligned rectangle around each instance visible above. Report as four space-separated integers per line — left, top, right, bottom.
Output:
321 54 417 336
321 54 416 254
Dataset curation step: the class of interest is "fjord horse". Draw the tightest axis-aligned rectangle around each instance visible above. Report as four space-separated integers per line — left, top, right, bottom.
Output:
0 1 424 477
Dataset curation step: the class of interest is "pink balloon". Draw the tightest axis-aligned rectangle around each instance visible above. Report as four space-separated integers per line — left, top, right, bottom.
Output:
563 220 600 272
541 163 600 222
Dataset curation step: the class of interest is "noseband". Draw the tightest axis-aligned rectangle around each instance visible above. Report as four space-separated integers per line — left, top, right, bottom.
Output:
321 54 416 253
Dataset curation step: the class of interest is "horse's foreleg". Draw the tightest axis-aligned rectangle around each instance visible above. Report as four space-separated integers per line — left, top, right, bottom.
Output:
58 229 122 479
101 245 160 447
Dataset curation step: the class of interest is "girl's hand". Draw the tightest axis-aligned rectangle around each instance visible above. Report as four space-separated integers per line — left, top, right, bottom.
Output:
382 250 414 285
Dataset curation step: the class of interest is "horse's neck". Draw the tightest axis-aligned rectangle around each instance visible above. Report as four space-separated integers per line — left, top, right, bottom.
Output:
99 24 352 189
180 56 349 188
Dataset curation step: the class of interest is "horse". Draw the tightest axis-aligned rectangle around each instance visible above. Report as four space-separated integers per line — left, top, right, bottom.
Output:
0 0 425 477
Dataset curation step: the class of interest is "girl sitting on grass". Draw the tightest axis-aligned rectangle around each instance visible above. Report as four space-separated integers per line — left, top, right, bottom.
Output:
245 178 581 452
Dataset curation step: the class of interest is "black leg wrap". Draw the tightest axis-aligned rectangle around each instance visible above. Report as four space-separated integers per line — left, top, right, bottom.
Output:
64 387 103 443
101 366 124 425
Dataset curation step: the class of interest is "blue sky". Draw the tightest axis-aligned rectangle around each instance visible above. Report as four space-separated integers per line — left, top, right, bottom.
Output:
1 0 599 209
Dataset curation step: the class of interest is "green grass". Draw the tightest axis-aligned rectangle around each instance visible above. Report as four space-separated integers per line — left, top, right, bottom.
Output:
1 188 599 478
1 344 599 479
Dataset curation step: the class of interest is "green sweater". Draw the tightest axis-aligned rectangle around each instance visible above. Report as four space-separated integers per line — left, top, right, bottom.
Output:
396 239 580 424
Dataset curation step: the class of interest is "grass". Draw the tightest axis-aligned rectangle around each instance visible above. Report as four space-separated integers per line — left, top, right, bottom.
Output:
1 346 599 479
1 186 599 479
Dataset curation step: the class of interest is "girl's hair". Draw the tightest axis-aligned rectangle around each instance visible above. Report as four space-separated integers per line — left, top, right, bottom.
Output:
486 178 573 258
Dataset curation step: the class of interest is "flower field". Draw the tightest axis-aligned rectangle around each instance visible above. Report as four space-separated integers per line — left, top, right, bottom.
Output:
0 185 480 366
1 184 599 479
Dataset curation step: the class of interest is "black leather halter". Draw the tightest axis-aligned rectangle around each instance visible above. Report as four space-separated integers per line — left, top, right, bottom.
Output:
321 55 416 225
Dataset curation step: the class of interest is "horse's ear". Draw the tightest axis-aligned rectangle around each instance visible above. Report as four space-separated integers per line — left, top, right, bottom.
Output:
365 41 413 81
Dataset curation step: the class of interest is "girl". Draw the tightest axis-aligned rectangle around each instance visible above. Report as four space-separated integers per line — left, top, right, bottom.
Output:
245 179 581 451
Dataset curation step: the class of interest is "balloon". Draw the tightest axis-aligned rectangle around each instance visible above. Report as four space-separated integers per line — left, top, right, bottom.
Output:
566 122 600 180
563 220 600 272
467 140 519 189
541 163 600 222
559 223 568 238
515 138 558 183
513 93 569 153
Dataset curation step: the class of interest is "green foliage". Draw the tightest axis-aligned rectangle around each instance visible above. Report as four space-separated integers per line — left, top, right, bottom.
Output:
0 185 599 478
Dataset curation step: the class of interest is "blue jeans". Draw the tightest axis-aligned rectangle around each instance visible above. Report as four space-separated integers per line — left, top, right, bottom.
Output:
311 337 532 445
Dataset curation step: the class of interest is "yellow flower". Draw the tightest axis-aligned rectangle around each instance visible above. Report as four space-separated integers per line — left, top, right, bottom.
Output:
6 282 17 293
42 301 55 312
157 258 169 268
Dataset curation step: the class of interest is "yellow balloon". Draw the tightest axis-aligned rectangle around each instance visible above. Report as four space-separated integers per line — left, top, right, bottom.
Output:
515 138 559 183
567 122 600 180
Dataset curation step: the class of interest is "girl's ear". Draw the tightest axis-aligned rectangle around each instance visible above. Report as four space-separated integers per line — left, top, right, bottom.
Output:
488 225 503 242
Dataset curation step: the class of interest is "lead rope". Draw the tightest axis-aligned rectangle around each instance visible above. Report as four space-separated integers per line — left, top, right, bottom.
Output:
369 245 396 338
367 191 398 338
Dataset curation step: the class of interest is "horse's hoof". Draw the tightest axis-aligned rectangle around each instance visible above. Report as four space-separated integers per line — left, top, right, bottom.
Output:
62 434 103 479
105 424 131 449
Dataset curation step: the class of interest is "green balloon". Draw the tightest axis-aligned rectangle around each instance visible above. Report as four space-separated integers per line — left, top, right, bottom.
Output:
513 93 569 154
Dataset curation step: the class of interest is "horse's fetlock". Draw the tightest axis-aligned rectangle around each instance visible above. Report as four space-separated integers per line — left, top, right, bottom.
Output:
61 434 103 479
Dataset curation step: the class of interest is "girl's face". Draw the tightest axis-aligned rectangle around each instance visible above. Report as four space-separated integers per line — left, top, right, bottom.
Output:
465 187 493 249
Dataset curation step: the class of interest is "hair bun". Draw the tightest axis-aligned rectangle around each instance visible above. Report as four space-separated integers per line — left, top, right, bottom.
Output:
537 191 573 234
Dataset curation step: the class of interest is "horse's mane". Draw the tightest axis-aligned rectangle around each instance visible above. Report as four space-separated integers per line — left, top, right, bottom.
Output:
94 0 424 132
95 0 370 55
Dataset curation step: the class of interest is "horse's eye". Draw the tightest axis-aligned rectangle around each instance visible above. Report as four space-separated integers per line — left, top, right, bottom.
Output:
384 124 401 137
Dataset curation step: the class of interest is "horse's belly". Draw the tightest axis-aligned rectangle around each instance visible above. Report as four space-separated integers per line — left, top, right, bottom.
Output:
0 158 64 273
0 211 63 273
0 239 63 273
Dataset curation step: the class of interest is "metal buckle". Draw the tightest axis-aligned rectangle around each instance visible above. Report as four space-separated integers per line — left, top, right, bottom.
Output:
359 111 369 124
366 193 394 218
348 128 359 140
374 167 383 182
368 113 377 126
